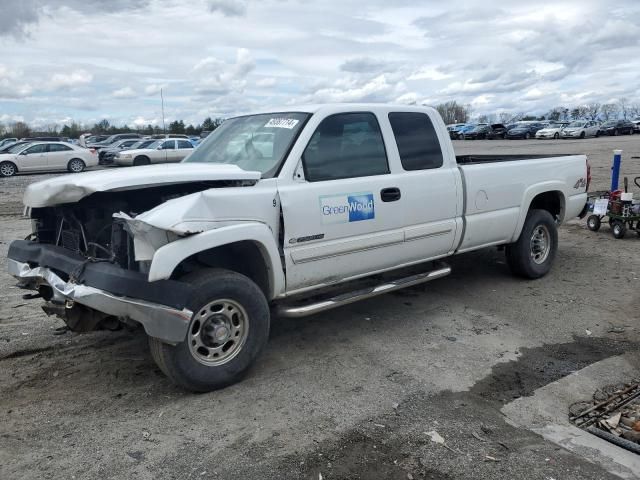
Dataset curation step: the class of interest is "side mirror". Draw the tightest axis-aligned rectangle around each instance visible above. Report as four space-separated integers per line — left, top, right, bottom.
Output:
157 145 163 150
20 151 28 155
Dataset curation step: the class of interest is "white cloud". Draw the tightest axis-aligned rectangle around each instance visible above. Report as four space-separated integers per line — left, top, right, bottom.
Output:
144 84 166 96
112 86 137 98
0 0 639 127
49 69 93 90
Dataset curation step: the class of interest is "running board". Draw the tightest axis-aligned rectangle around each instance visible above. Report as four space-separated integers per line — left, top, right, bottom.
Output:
276 263 451 318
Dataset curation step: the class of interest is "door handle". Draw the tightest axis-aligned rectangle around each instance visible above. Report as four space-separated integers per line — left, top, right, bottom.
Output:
380 187 401 202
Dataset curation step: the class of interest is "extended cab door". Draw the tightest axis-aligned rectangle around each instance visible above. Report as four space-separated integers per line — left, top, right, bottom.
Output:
278 109 460 293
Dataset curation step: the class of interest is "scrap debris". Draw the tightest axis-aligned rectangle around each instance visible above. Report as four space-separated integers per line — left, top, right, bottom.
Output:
570 381 640 453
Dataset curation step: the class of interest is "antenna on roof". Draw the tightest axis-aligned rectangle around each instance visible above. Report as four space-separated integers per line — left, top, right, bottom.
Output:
161 88 166 136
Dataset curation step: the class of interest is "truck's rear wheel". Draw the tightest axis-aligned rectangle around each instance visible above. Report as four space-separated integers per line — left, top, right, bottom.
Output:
505 209 558 279
149 268 270 392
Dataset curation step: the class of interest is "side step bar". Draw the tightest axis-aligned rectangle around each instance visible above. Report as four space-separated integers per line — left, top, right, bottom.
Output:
276 263 451 318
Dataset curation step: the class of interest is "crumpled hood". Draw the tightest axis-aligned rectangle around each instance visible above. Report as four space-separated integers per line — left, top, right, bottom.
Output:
23 163 261 207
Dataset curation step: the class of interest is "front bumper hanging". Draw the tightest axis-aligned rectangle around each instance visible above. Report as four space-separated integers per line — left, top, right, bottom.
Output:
7 241 194 343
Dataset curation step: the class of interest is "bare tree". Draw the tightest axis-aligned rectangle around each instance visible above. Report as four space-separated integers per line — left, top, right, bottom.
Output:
585 103 601 121
618 97 629 119
546 107 565 121
9 121 31 139
498 112 512 124
434 100 472 124
601 103 619 121
629 103 640 119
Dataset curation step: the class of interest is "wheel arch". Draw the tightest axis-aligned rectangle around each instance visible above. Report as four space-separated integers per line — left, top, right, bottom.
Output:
148 223 285 300
511 186 566 243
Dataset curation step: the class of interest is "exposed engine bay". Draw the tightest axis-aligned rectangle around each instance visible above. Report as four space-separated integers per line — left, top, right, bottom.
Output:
29 182 235 271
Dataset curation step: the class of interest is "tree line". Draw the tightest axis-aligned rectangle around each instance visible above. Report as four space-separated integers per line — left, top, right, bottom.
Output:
434 97 640 126
0 117 224 139
2 96 639 139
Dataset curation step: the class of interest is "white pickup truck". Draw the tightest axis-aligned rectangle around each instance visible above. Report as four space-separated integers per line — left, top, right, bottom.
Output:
7 104 589 391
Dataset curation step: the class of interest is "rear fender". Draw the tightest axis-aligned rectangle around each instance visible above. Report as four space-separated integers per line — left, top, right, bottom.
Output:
510 183 566 243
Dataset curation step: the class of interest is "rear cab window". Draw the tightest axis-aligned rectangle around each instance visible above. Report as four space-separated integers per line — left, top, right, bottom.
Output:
388 112 443 170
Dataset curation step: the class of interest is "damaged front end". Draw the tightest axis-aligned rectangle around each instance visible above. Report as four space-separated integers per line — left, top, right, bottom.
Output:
8 163 268 341
10 184 215 341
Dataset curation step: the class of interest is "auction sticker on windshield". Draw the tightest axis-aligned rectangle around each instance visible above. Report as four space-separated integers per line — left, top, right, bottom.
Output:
320 192 375 224
264 118 299 129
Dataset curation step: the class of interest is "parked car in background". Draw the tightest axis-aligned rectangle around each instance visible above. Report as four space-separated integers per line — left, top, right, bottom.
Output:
114 138 194 166
150 134 190 139
0 138 18 148
633 120 640 133
21 136 64 142
100 139 156 165
461 124 492 140
89 133 142 150
535 122 568 139
598 120 635 136
506 122 545 139
0 142 98 177
455 124 477 139
560 120 600 139
446 123 467 139
98 138 147 165
0 141 32 155
486 124 508 139
83 134 109 147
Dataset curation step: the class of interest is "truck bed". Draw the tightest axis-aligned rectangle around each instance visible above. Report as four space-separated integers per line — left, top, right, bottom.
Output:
456 154 575 165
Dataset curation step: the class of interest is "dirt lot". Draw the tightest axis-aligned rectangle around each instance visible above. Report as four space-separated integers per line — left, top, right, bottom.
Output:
1 136 640 479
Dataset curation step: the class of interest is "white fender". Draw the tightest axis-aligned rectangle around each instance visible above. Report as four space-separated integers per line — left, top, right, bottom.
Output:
510 182 567 243
148 222 285 299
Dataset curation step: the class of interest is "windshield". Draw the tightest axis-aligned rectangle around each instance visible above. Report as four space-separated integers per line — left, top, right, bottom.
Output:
602 121 616 126
7 142 30 153
184 112 310 177
567 121 585 128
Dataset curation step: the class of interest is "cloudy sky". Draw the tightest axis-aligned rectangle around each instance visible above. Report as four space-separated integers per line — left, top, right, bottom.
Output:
1 0 639 128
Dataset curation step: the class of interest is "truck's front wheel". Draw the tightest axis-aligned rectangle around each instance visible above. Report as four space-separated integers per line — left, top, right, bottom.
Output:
149 268 270 392
505 209 558 279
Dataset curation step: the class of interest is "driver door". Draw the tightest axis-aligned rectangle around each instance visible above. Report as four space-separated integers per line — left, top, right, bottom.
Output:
17 144 49 171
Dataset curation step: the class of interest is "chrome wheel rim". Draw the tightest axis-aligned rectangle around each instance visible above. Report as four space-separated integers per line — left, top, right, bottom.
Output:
530 225 551 264
0 163 14 176
188 299 248 366
70 160 83 172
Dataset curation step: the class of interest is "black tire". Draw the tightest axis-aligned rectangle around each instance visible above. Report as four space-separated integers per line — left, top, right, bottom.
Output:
133 156 150 166
587 215 601 232
580 131 585 139
613 129 619 136
524 132 530 139
148 268 270 392
505 209 558 279
612 221 626 239
595 131 600 137
0 161 17 177
554 133 559 139
67 158 85 173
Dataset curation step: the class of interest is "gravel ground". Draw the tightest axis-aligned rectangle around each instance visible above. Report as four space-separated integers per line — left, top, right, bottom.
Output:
1 136 640 479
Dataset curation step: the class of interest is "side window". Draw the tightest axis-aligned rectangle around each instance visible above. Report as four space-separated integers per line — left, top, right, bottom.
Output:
25 144 47 154
177 140 193 149
49 144 72 152
302 112 388 182
388 112 443 170
162 140 175 150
